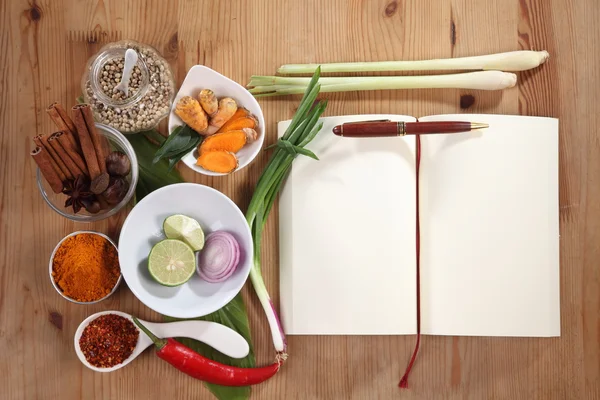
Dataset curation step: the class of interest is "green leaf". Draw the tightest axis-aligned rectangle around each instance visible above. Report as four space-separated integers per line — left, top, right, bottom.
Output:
164 293 255 400
167 136 201 172
154 125 201 167
124 131 184 202
273 139 319 160
153 126 190 163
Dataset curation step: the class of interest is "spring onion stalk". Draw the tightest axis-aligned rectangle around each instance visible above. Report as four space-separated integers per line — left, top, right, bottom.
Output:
248 71 517 97
246 67 327 356
277 50 549 74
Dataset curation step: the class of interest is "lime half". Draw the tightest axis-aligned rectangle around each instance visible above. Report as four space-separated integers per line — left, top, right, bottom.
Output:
163 214 205 251
148 239 196 286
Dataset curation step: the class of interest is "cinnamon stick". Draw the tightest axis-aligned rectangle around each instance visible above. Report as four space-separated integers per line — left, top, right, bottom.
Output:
33 134 72 180
47 102 77 137
80 105 109 174
72 104 109 194
72 105 101 178
54 131 89 176
63 131 81 153
31 147 64 193
48 133 85 178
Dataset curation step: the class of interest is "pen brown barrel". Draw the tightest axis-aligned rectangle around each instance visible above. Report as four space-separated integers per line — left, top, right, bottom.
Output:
334 121 485 137
406 121 473 134
336 121 401 137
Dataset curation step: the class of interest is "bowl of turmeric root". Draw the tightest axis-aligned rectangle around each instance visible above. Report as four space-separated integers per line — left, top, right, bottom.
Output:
167 65 265 176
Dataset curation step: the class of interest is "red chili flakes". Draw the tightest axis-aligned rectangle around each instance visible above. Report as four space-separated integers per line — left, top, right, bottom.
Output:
79 314 139 368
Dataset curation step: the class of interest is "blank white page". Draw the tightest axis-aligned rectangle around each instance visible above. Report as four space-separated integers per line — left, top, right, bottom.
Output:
418 114 560 337
279 115 418 335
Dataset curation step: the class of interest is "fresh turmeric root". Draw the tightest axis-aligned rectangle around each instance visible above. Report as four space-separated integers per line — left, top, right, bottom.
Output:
196 150 238 173
243 127 258 143
225 107 250 123
206 98 237 135
217 115 257 133
175 96 208 134
198 89 218 117
200 130 247 154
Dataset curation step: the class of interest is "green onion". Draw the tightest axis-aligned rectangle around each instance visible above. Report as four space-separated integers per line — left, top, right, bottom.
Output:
248 71 517 97
246 67 326 355
277 50 549 74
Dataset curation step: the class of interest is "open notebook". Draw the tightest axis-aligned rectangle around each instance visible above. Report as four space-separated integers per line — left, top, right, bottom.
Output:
278 114 560 337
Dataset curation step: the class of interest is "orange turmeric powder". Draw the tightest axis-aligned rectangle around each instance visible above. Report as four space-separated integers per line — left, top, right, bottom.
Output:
51 233 120 302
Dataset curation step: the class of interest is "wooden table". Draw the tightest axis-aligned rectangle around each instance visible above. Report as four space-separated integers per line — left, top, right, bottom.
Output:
2 0 599 399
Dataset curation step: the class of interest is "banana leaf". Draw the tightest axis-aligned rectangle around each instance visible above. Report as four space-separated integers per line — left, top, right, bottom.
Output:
124 131 184 201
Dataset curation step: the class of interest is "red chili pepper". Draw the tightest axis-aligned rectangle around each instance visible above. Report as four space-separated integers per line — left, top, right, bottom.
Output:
132 317 280 386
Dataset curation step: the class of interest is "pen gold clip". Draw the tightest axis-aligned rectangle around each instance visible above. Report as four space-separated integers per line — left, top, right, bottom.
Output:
343 119 391 125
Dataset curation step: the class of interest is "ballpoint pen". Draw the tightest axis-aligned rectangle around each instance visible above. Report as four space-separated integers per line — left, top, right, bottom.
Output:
332 120 489 137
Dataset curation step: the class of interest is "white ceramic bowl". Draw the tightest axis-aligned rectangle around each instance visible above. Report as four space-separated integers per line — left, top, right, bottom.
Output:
118 183 253 318
167 65 265 176
49 231 122 304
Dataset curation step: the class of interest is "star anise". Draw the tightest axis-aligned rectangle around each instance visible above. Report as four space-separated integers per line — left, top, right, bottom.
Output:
63 175 95 214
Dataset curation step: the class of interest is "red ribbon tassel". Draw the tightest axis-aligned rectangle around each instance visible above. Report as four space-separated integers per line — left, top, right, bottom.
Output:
399 134 422 389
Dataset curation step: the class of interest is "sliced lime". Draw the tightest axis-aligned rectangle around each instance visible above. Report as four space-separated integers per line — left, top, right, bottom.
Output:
163 214 205 251
148 239 196 286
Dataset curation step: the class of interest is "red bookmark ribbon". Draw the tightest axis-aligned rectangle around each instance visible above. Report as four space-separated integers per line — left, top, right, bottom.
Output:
399 133 421 389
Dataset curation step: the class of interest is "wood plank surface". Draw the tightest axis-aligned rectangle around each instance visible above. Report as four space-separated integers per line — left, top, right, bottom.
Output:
1 0 599 399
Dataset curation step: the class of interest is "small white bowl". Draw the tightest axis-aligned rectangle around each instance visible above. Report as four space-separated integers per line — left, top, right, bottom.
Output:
49 231 122 304
167 65 265 176
118 183 253 318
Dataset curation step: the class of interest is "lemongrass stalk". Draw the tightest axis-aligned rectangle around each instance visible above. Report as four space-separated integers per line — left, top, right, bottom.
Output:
277 50 549 74
250 71 515 89
251 71 516 97
249 76 375 87
248 85 298 94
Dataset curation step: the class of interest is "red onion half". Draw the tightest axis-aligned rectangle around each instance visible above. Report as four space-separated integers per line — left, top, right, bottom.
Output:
197 231 240 283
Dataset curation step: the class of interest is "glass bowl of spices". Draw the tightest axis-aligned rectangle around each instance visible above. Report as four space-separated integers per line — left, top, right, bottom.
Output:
36 122 138 222
81 40 176 133
49 231 121 304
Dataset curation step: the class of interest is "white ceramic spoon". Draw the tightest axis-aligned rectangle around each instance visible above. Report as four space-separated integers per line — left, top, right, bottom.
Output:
74 310 249 372
114 48 138 97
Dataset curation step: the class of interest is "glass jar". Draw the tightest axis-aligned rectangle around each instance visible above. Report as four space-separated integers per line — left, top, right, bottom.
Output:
81 40 175 133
